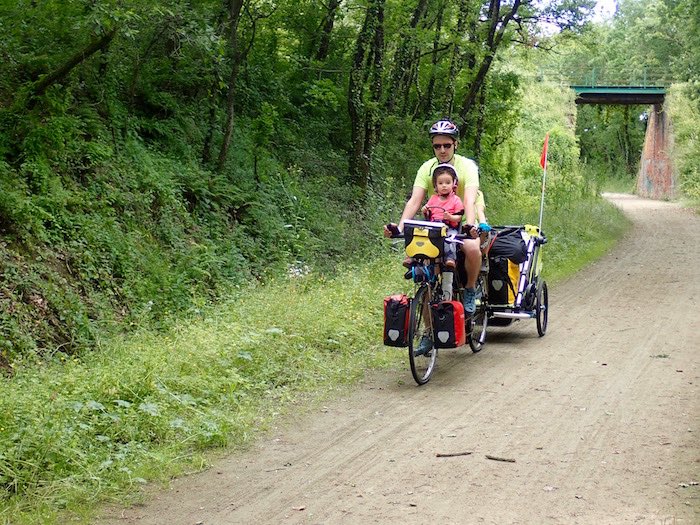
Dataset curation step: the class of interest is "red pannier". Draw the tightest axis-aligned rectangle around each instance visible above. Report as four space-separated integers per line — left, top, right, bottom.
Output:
431 300 465 348
383 294 410 347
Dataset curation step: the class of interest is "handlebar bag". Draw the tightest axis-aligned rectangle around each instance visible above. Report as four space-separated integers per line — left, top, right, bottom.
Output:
383 294 410 347
403 220 447 260
431 300 466 348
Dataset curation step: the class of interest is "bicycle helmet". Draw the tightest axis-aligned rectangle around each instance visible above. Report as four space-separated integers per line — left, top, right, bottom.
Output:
429 119 459 138
432 163 459 189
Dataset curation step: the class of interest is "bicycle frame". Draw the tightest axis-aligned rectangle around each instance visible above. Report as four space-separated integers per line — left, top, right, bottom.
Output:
389 220 484 384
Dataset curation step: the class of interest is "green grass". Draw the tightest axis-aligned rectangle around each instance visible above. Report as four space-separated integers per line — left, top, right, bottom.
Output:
601 176 637 194
0 195 630 524
0 259 409 524
542 196 629 283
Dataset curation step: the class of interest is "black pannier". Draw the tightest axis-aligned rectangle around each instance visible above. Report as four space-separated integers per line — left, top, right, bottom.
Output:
383 294 410 347
431 300 466 348
488 256 516 306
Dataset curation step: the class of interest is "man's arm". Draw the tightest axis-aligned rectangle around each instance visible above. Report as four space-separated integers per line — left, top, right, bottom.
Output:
383 185 427 238
476 203 487 224
398 186 426 230
463 185 478 226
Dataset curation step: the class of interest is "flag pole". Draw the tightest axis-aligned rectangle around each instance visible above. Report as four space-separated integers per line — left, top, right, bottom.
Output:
538 133 549 233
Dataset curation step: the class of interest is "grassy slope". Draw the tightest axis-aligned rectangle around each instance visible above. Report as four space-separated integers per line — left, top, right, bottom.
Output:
0 195 629 524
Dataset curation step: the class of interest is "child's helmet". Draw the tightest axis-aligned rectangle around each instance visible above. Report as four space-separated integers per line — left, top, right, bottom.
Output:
429 119 459 138
432 163 459 188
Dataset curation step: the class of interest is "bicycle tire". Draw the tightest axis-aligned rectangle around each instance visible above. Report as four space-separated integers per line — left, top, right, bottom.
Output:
468 275 487 353
408 285 437 385
536 280 549 336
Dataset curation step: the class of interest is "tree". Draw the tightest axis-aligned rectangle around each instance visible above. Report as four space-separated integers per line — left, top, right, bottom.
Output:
217 0 246 172
348 0 385 188
442 0 475 116
315 0 343 61
458 0 522 135
383 0 429 114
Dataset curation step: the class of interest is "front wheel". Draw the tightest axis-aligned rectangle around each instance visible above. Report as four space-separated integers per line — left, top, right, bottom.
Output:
536 281 549 336
408 285 437 385
468 276 487 353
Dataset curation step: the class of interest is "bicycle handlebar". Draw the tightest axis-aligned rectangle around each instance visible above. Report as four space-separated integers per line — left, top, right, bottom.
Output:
385 223 484 241
422 205 464 223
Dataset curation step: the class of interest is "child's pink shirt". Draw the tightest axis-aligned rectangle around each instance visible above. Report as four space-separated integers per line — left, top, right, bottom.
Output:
425 192 464 227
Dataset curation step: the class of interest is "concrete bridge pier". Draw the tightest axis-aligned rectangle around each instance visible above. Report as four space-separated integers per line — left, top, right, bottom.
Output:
637 103 676 199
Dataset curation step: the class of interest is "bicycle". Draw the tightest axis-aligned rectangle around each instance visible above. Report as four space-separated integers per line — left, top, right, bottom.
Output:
389 214 487 385
422 205 491 354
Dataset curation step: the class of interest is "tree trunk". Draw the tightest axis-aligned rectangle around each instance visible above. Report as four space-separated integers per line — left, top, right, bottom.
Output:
418 0 446 118
202 93 218 165
458 0 520 135
201 10 228 166
474 84 486 158
216 0 245 173
442 0 471 115
348 0 384 187
28 27 117 104
129 25 168 104
362 0 385 183
348 8 374 184
622 106 633 173
384 0 429 114
315 0 342 61
403 48 420 116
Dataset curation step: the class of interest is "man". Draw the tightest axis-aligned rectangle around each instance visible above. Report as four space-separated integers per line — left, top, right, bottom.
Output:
384 119 482 314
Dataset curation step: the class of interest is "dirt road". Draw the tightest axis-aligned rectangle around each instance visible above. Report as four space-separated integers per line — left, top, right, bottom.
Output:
100 194 699 524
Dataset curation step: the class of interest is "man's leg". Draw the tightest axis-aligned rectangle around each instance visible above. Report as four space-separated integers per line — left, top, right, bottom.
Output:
463 238 481 288
461 238 481 314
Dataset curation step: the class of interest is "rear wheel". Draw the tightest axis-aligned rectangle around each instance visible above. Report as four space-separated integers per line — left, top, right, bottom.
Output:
408 285 437 385
536 281 549 336
468 276 487 353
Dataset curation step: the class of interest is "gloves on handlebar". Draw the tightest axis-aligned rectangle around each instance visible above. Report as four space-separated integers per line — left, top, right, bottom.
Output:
478 222 491 232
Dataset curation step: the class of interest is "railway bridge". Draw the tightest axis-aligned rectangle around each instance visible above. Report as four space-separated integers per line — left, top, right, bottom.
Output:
553 68 675 199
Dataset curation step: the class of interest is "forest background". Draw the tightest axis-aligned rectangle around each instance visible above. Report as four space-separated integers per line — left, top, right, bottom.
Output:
0 0 698 523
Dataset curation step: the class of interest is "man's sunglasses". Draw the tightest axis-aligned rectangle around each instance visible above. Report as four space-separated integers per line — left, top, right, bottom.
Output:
433 142 454 150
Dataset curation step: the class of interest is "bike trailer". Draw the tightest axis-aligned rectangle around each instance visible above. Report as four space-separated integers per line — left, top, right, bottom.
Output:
383 294 410 347
403 220 447 260
486 224 546 318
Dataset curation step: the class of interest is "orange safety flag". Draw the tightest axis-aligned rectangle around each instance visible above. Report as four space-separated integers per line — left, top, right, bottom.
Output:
540 133 549 169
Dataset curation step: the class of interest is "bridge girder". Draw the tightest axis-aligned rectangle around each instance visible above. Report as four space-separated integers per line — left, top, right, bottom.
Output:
571 86 666 105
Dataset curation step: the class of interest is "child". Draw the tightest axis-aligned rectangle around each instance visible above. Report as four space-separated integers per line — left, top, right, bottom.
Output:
421 163 464 300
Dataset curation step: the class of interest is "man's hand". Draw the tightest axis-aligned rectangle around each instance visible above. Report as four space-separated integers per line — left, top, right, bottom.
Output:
384 223 401 238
